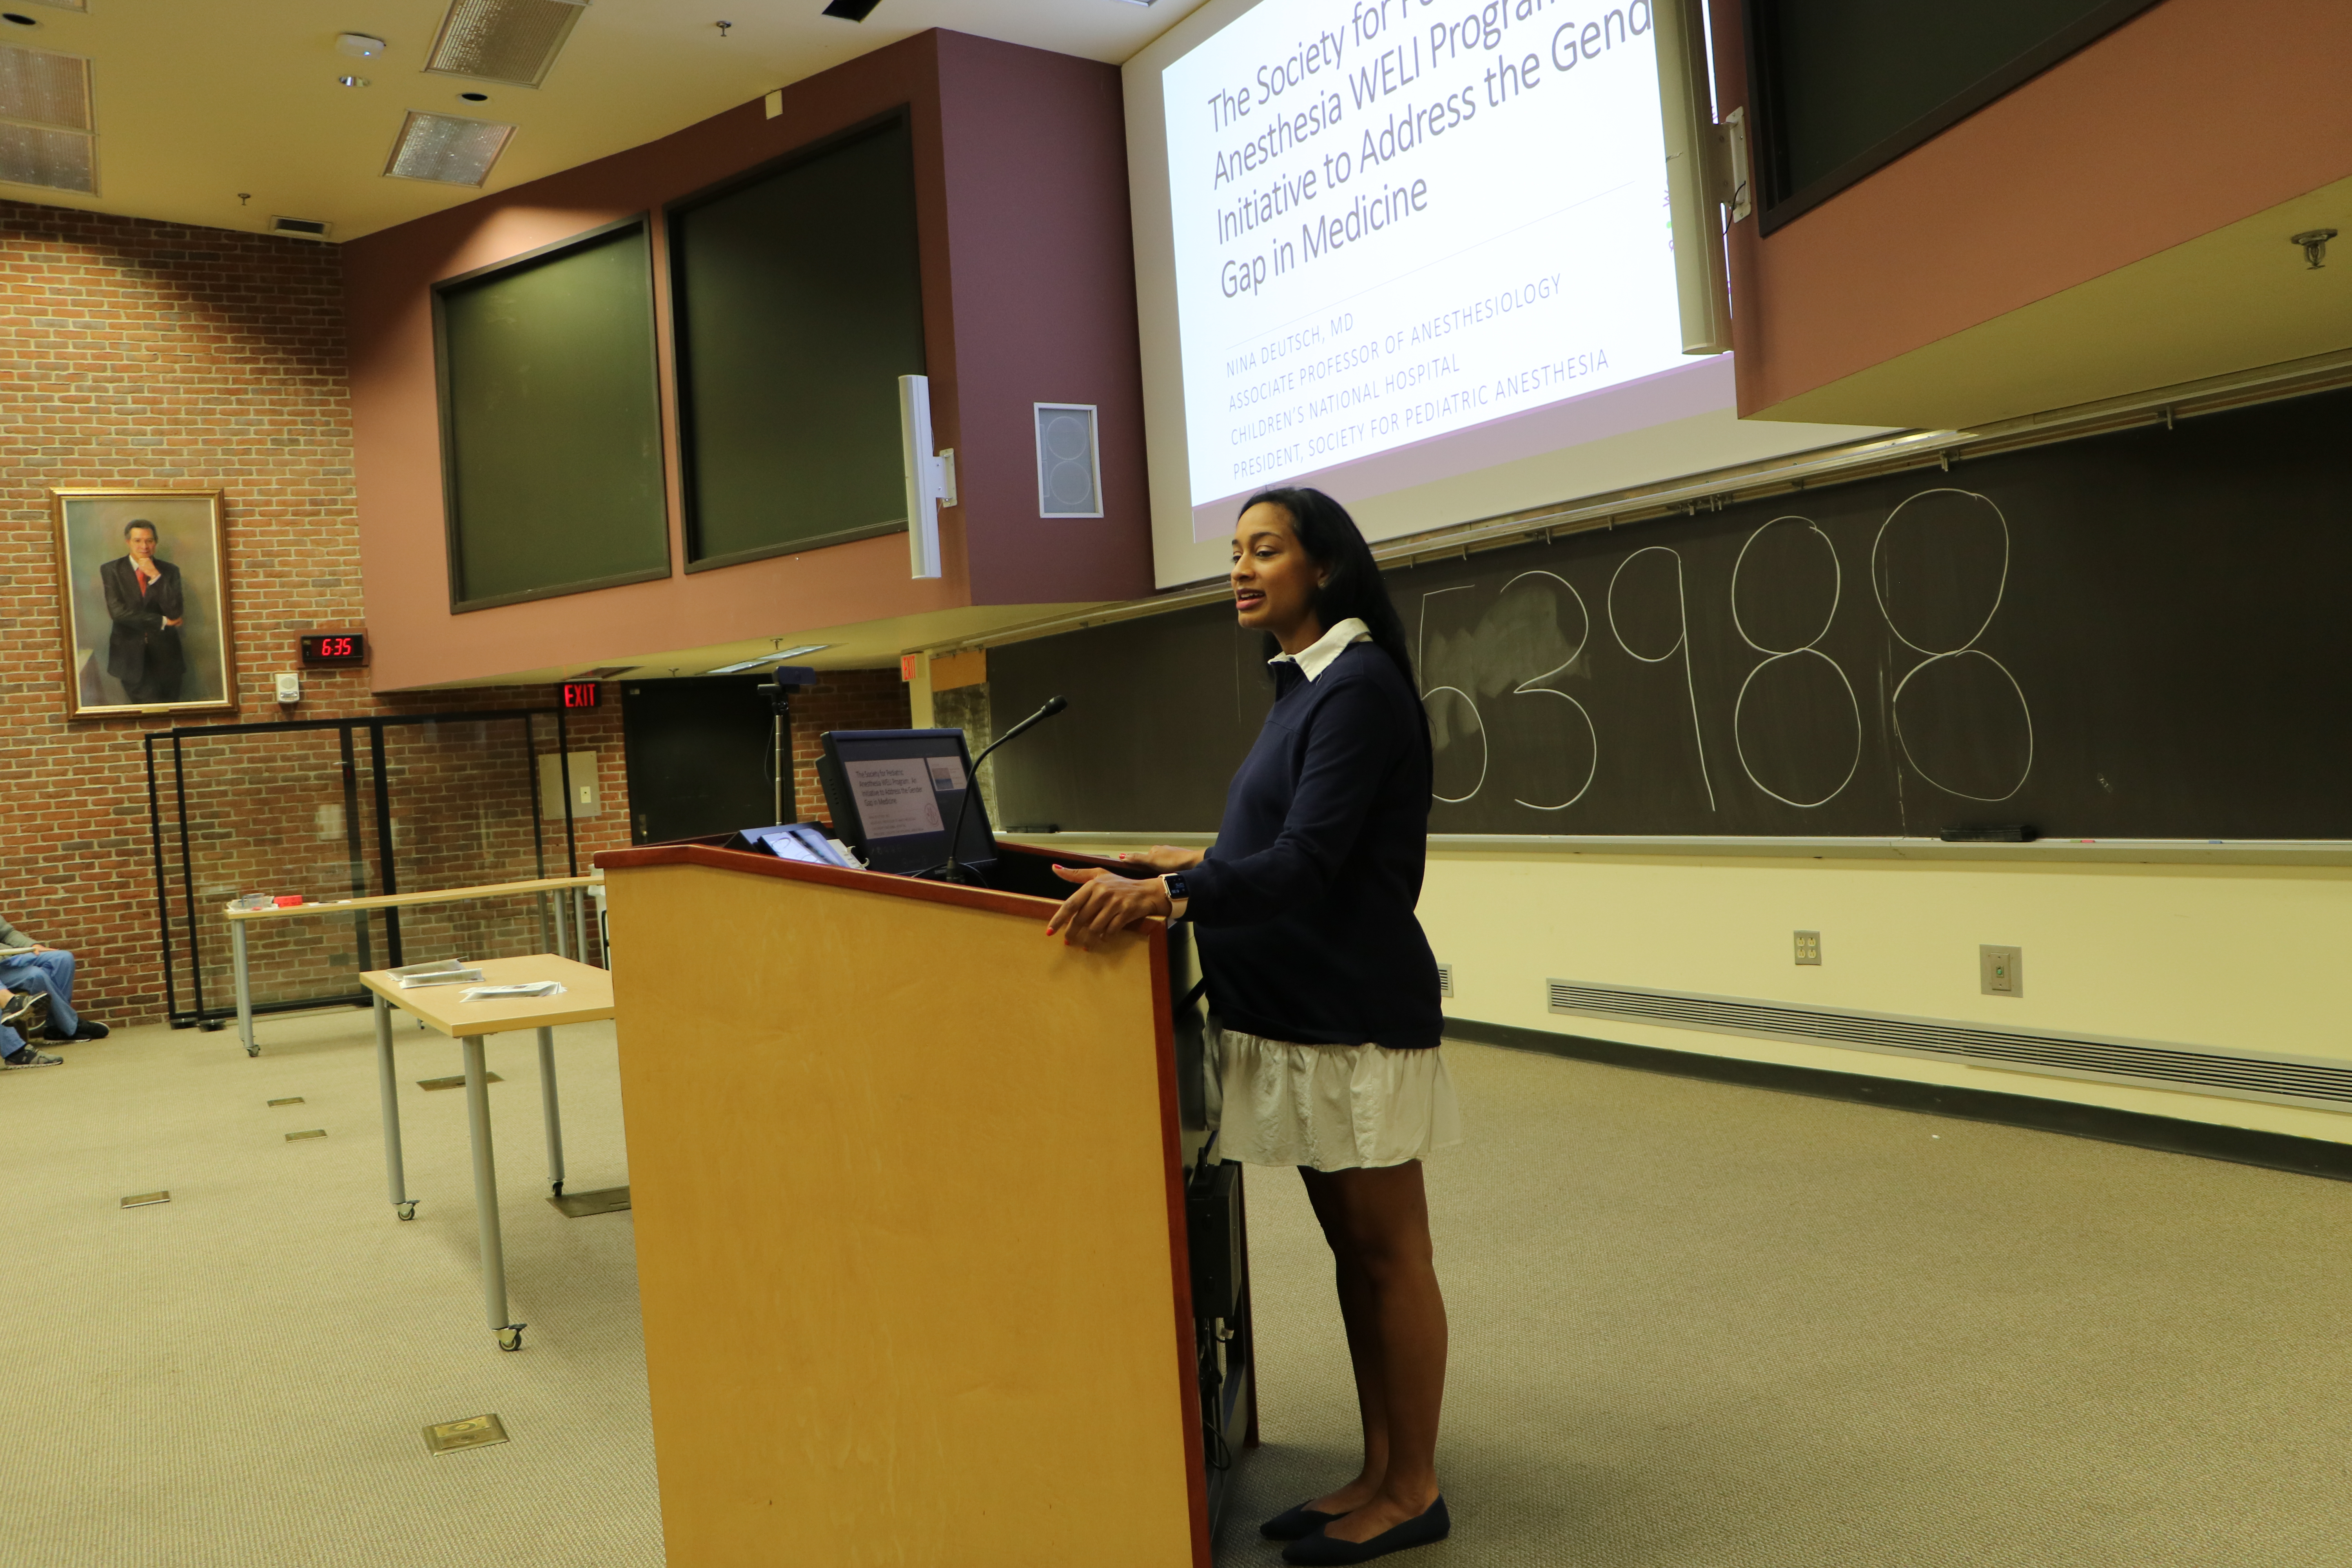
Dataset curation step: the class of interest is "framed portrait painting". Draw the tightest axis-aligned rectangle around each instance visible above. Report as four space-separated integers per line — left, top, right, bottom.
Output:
51 488 238 718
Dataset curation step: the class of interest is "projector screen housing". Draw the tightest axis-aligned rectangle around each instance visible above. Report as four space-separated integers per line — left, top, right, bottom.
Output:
1124 0 1884 587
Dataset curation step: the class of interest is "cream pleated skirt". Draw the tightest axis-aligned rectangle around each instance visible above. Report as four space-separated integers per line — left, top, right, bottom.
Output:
1205 1023 1463 1172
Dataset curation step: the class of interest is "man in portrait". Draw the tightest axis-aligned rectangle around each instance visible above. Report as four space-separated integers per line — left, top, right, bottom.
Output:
100 518 187 704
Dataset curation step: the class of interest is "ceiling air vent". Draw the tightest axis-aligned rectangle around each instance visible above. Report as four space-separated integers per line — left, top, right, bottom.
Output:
270 216 332 240
0 42 92 193
425 0 590 89
27 2 90 12
384 110 516 187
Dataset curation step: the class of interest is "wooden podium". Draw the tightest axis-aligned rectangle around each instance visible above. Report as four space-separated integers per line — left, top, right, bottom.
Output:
596 842 1252 1568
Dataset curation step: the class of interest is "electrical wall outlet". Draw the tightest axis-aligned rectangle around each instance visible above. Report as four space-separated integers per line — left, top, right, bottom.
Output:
1793 931 1821 965
1980 945 2023 997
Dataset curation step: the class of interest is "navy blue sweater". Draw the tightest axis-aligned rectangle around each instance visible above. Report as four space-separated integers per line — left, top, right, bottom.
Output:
1186 642 1444 1050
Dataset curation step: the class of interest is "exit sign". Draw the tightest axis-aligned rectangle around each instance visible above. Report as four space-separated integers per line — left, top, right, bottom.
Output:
562 682 600 709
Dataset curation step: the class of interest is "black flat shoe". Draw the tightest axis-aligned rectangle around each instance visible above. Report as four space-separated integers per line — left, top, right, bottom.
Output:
1280 1497 1450 1565
1259 1501 1344 1541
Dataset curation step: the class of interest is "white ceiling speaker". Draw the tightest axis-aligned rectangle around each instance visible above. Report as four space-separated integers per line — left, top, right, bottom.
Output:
0 42 93 194
1034 403 1103 519
425 0 590 89
383 110 517 186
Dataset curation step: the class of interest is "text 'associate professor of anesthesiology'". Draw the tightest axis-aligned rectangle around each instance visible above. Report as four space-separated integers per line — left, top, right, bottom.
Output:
1163 0 1688 508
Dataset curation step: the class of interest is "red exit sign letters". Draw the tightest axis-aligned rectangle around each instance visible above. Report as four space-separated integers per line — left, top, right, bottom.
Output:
562 682 600 709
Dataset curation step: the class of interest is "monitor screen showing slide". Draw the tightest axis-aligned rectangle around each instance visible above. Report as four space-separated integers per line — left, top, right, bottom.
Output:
1125 0 1884 585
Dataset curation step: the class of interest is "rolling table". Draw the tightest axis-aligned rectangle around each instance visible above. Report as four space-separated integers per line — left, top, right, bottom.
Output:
223 873 601 1057
358 954 616 1352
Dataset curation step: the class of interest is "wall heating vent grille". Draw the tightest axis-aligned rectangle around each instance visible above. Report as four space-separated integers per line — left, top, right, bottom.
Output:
1436 964 1454 999
1546 980 2352 1114
271 216 332 240
425 0 589 88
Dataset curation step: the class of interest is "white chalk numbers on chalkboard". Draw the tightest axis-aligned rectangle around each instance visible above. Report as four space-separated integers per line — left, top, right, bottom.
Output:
1871 489 2036 803
1730 517 1864 808
1607 548 1719 811
1499 571 1599 811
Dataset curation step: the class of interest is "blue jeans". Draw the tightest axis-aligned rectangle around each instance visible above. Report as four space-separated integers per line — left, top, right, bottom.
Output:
0 949 77 1036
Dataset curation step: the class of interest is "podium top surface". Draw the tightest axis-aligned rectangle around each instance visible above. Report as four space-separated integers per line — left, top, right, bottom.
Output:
595 840 1132 920
358 954 615 1037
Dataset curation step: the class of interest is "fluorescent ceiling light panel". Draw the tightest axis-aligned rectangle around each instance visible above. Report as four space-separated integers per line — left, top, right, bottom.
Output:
384 111 516 186
0 119 91 192
425 0 591 89
0 42 90 129
705 644 829 674
0 43 92 193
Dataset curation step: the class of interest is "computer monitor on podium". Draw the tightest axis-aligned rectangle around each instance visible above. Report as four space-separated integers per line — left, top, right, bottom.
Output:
816 728 997 878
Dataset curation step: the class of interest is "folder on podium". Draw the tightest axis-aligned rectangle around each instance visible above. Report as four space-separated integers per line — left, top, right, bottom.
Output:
596 838 1254 1568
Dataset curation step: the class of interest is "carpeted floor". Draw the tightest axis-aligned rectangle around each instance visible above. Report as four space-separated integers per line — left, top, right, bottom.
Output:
0 1007 659 1568
5 1017 2347 1566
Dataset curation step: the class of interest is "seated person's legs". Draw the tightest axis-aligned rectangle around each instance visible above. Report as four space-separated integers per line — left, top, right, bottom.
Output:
0 949 95 1039
1 1007 60 1069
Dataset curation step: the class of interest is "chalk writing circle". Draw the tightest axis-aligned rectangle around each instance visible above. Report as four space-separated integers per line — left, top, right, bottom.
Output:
1731 517 1840 654
1889 650 2034 802
1423 684 1488 804
1606 546 1688 662
1733 649 1862 808
1509 688 1598 811
1871 489 2009 655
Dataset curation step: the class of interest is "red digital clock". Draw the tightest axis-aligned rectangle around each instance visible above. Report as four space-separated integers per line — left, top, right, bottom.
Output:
299 632 368 668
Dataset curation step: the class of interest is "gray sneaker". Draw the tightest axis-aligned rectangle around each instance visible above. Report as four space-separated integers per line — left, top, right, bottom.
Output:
0 991 50 1036
2 1045 63 1069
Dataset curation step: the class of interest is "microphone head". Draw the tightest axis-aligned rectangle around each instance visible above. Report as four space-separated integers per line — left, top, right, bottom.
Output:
1042 695 1068 717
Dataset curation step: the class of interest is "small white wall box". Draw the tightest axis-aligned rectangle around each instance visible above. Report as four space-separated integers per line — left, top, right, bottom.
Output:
274 672 301 704
537 751 602 819
1034 403 1103 518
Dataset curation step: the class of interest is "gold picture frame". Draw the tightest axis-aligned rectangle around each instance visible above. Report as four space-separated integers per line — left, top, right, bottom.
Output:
50 488 238 719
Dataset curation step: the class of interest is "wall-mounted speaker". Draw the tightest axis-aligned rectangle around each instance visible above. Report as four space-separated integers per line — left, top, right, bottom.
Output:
1034 403 1102 519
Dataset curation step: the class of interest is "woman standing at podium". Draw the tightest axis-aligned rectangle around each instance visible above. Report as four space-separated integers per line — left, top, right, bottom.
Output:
1049 487 1456 1566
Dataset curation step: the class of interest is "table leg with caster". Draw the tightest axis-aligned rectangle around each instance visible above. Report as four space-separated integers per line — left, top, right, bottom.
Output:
462 1034 524 1351
537 1024 566 1198
375 995 416 1221
232 921 256 1057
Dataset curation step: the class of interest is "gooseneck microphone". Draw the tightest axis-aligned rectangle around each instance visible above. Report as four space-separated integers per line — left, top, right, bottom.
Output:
927 695 1068 885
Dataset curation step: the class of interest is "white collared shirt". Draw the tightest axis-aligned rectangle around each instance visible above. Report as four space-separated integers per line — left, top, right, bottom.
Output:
1267 616 1373 682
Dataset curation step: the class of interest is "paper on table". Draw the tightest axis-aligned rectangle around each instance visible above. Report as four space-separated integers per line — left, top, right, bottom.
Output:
460 982 565 1002
399 967 487 988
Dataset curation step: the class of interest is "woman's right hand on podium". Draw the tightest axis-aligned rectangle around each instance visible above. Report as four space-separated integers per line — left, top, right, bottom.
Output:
1118 845 1205 873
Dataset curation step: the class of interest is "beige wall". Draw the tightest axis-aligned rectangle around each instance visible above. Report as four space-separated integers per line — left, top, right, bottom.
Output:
1019 832 2352 1147
1417 850 2352 1145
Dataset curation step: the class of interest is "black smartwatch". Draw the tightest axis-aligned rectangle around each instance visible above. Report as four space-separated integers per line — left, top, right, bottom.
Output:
1162 871 1190 906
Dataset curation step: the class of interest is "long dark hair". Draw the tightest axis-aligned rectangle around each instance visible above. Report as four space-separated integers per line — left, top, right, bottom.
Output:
1242 486 1415 686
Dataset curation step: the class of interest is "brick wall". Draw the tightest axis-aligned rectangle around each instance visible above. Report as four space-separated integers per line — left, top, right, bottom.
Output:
0 200 628 1027
788 669 913 825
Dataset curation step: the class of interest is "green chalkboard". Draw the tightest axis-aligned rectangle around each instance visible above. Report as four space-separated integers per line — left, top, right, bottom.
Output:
669 114 927 568
434 217 670 612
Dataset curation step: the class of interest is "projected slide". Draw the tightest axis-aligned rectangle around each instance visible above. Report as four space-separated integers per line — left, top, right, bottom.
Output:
1164 0 1680 515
